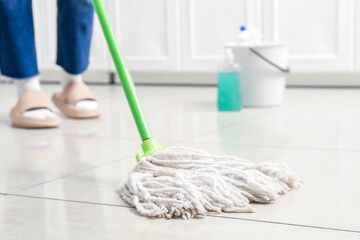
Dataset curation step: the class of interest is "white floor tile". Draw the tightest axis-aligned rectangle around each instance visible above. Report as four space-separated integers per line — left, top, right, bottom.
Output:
0 131 140 194
18 156 138 206
184 143 360 232
0 196 358 240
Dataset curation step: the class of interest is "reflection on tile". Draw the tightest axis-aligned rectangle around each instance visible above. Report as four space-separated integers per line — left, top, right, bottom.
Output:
17 140 175 207
0 196 359 240
58 86 276 141
0 84 277 141
283 88 360 107
0 130 140 194
193 104 360 150
19 157 137 206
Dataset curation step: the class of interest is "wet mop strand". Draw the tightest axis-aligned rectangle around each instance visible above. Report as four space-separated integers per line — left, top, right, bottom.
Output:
118 146 301 219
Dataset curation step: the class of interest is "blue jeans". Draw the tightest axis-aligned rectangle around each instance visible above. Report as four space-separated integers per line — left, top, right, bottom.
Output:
0 0 94 79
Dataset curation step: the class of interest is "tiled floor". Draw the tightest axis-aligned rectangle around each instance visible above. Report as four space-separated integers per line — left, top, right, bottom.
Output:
0 84 359 239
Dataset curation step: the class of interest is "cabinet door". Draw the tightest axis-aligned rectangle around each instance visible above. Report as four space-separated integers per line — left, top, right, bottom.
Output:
108 0 179 72
180 0 262 71
89 1 111 72
263 0 355 72
32 0 57 71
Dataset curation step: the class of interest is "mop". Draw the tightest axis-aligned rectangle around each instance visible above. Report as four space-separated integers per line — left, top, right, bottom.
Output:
92 0 301 219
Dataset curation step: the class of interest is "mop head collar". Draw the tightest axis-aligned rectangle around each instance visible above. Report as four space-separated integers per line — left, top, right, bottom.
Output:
119 146 301 219
136 138 166 162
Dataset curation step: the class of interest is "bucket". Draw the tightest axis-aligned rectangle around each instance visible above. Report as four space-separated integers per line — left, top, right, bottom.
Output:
228 43 289 107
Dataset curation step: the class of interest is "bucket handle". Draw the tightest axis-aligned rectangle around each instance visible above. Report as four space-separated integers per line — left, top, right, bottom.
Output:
250 47 290 73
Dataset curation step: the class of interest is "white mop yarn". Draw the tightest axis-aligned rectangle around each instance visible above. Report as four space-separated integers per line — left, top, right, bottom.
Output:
118 146 301 219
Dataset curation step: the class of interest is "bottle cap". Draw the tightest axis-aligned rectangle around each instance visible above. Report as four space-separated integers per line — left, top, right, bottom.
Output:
240 25 246 31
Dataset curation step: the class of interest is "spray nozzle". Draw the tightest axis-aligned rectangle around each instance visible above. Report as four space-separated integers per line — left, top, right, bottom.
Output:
224 48 235 62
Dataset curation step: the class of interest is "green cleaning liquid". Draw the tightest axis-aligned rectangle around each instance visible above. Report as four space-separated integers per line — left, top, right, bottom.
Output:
218 72 242 111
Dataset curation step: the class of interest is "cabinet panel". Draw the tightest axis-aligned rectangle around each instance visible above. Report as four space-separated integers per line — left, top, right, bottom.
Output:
278 0 337 56
263 0 355 71
181 0 252 71
110 0 179 71
190 0 246 57
32 0 57 71
116 0 167 57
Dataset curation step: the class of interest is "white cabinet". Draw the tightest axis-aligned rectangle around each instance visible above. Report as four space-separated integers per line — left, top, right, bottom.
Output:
31 0 360 77
180 0 262 71
181 0 356 72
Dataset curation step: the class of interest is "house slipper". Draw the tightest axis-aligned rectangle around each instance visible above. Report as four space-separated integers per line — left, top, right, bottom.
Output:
52 82 101 119
10 90 61 129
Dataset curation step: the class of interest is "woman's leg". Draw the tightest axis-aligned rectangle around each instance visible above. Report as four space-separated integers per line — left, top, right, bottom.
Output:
0 0 39 79
57 0 94 74
56 0 99 114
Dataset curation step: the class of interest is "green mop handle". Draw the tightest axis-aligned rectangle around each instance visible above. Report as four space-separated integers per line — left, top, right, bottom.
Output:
92 0 152 142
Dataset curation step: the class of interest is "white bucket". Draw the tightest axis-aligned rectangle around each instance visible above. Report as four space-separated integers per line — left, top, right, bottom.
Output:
228 43 289 107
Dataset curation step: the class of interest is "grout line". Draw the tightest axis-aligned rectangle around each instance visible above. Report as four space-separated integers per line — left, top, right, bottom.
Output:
208 215 360 234
7 128 187 143
286 85 360 89
5 193 133 209
3 193 359 234
184 141 360 153
11 154 134 194
7 130 141 141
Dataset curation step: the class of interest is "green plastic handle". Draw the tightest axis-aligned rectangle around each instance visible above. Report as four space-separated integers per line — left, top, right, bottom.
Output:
92 0 152 141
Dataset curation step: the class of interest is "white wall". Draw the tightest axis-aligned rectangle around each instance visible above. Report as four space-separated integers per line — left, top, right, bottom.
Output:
32 0 360 79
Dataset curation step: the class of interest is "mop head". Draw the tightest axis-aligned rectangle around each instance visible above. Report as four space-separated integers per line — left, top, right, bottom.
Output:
118 146 301 219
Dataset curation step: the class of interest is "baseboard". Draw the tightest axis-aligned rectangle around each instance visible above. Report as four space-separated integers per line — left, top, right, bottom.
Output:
127 71 360 87
0 70 110 84
128 72 218 85
2 70 360 87
41 70 111 84
286 72 360 87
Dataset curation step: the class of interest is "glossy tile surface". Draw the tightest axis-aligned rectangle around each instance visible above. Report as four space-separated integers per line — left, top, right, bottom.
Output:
188 143 360 232
0 196 359 240
0 83 359 239
0 84 277 141
193 88 360 151
18 156 139 206
0 131 140 194
19 143 360 232
193 104 360 150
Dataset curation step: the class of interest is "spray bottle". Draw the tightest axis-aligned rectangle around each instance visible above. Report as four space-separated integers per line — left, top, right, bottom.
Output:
217 48 242 111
